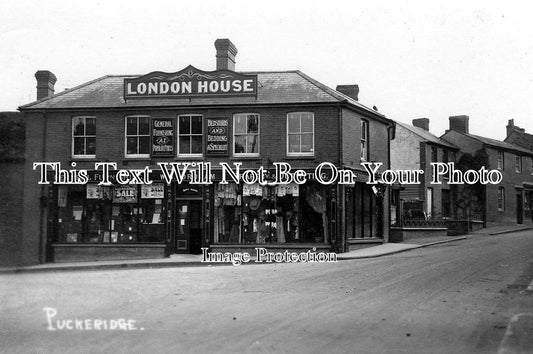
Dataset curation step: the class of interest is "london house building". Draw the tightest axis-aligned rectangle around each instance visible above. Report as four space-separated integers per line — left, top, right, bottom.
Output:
18 39 394 264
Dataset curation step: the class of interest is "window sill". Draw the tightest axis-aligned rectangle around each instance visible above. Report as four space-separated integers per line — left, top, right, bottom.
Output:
284 155 316 160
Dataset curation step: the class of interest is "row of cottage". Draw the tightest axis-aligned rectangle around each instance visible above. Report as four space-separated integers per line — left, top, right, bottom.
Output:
1 38 532 266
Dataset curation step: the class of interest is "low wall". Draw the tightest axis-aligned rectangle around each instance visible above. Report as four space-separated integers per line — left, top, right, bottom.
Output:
390 227 448 243
52 244 167 263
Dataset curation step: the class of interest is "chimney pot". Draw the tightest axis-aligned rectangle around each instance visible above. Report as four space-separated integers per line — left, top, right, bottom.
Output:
35 70 57 100
336 85 359 101
449 115 469 134
215 39 238 71
412 118 430 131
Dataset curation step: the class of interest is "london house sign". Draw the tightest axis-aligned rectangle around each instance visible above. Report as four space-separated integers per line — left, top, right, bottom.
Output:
124 65 258 99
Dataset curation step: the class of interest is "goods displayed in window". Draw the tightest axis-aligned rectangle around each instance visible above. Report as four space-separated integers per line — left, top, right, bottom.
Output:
53 184 167 244
213 182 329 244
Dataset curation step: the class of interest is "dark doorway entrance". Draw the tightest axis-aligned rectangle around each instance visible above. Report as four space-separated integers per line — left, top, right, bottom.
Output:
516 193 523 224
175 199 203 254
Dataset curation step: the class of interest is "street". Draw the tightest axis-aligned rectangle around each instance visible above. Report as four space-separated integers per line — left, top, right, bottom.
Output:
1 230 532 354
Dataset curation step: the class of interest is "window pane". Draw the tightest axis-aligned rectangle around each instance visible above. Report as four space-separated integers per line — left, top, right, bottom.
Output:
139 117 150 135
86 118 96 135
127 137 137 154
288 114 299 133
73 118 85 136
301 114 313 133
191 116 202 134
234 115 246 134
127 118 137 135
179 116 190 135
247 115 258 133
361 121 367 140
180 136 190 154
301 133 313 152
86 137 96 155
191 136 202 154
247 134 258 154
139 136 150 154
74 137 85 155
234 135 246 154
288 135 300 153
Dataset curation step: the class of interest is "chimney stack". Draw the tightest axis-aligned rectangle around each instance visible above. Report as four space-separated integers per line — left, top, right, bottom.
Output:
215 39 238 71
35 70 57 100
412 118 430 131
336 85 359 101
449 115 469 134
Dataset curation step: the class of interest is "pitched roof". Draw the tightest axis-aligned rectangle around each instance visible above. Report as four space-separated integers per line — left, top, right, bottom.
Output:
18 70 386 120
443 129 533 156
396 121 458 149
466 133 533 155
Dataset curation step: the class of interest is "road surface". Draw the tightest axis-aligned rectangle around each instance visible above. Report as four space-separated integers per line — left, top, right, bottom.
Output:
1 230 532 353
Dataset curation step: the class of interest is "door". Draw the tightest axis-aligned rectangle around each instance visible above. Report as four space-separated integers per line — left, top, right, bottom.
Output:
175 200 203 254
516 193 523 224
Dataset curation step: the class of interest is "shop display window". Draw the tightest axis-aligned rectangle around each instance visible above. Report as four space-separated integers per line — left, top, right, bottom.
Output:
213 182 327 244
54 184 166 244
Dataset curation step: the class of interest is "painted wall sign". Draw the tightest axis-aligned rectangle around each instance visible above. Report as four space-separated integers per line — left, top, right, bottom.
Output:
206 118 229 156
124 65 258 99
151 118 174 157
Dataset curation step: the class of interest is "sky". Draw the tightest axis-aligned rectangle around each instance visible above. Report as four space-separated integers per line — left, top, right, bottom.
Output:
1 0 532 141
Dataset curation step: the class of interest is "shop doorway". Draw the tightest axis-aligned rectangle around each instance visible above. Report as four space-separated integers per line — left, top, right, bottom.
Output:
175 199 203 254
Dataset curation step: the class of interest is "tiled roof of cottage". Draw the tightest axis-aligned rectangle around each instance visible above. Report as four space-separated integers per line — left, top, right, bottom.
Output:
396 122 458 149
19 70 386 119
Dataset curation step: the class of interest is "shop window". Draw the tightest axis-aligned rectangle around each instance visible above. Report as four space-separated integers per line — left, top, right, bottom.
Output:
125 115 150 157
442 149 449 164
287 112 314 156
498 187 505 212
72 116 96 158
178 115 203 156
497 150 504 170
360 119 368 161
213 182 328 244
515 155 522 173
233 113 259 156
54 184 166 244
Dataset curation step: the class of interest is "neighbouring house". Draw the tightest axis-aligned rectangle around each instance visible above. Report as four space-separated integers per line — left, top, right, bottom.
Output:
441 115 533 225
0 111 25 266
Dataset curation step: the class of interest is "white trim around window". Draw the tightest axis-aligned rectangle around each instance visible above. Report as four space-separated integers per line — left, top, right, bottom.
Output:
125 115 151 158
72 116 96 158
233 113 260 157
286 112 314 156
177 114 203 157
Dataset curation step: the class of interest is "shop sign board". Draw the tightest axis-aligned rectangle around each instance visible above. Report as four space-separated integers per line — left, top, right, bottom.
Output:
141 183 164 199
151 118 174 157
113 185 137 203
206 117 229 156
124 65 258 99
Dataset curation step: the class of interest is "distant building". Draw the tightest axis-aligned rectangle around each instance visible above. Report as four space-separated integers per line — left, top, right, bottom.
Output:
505 119 533 151
391 118 459 224
441 115 533 225
0 111 25 266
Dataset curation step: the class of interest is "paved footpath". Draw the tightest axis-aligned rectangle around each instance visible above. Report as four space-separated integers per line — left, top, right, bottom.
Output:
1 223 530 274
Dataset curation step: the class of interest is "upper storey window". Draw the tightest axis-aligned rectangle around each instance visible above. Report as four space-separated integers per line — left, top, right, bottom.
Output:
125 115 150 157
287 112 314 156
72 116 96 158
234 113 259 156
